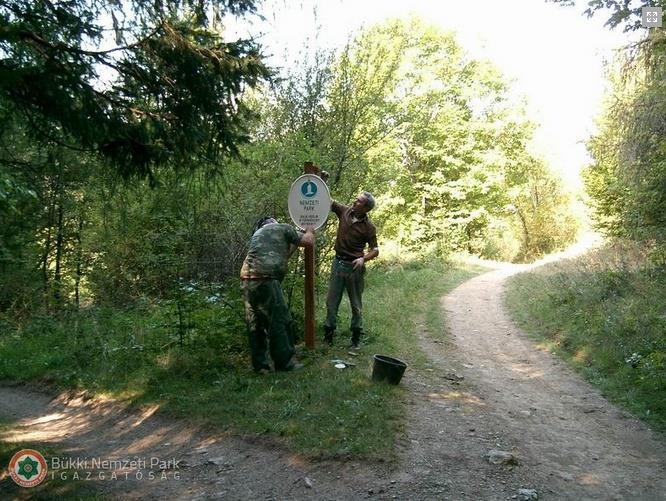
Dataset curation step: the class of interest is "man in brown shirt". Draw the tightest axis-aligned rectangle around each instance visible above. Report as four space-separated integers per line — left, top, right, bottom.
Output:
324 192 379 348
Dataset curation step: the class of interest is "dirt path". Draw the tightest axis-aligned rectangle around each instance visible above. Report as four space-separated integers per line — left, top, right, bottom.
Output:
1 256 664 500
438 264 665 500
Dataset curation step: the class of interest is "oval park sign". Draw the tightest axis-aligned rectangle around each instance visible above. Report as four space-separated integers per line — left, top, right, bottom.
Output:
288 174 331 230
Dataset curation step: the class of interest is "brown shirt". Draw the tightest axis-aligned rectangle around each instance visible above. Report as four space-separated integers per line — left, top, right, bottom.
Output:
331 201 378 260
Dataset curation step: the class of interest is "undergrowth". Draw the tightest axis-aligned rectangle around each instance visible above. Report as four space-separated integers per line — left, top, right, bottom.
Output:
0 258 482 458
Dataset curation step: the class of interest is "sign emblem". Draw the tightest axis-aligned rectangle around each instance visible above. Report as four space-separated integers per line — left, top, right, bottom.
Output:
301 181 317 198
8 449 48 488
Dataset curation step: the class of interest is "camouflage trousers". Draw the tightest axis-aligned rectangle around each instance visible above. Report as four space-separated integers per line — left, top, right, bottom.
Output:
324 257 365 332
241 279 295 372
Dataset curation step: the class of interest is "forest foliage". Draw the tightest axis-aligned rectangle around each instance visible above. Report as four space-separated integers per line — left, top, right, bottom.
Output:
585 30 666 256
554 0 666 259
0 3 578 319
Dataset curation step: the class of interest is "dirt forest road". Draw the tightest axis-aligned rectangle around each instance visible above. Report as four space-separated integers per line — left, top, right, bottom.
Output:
435 263 665 500
1 257 665 500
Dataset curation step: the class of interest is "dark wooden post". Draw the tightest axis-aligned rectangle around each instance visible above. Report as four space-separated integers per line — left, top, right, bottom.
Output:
302 162 321 349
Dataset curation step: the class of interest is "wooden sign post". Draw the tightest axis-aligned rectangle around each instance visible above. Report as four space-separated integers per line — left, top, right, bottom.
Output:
303 163 317 349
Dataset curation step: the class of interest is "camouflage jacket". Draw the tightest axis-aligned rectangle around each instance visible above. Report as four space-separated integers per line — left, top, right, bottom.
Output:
240 223 302 281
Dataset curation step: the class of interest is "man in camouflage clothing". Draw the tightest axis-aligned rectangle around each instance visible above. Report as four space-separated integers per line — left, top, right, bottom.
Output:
240 217 315 372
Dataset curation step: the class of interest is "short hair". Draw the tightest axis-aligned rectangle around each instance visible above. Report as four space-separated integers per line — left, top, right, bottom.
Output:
362 191 376 210
253 216 276 234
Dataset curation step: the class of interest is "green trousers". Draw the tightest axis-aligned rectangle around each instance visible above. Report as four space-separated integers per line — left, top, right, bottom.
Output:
242 279 295 371
324 257 365 332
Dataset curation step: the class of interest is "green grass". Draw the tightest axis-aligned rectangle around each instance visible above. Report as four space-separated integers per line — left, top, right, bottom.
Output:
505 241 666 431
0 419 105 500
0 258 483 459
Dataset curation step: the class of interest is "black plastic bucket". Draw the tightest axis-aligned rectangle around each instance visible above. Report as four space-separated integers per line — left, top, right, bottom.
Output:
371 355 407 385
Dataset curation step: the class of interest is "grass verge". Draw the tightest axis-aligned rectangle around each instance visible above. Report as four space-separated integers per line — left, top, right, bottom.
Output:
0 258 482 458
505 240 666 431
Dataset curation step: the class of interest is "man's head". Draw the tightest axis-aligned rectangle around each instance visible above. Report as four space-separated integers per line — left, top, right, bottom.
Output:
352 191 376 215
253 216 278 234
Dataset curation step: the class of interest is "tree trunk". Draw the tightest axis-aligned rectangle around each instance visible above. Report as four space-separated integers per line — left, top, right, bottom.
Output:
53 202 64 310
40 181 56 309
466 225 473 254
74 215 84 309
517 209 530 255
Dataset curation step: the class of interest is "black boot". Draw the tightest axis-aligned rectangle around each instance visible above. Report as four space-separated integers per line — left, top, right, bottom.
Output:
351 328 363 349
324 327 335 346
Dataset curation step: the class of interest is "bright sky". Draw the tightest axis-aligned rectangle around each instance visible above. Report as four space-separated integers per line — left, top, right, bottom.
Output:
233 0 640 188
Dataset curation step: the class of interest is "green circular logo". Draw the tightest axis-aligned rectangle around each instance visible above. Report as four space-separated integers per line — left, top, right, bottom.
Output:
8 449 48 488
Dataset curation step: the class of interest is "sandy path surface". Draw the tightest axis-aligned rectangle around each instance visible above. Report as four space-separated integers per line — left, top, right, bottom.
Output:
1 253 664 500
438 264 665 500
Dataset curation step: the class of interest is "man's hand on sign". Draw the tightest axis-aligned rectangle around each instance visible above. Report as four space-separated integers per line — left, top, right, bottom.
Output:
300 225 316 248
352 257 364 270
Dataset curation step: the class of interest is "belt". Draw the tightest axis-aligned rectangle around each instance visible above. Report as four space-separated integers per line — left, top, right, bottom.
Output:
335 255 357 263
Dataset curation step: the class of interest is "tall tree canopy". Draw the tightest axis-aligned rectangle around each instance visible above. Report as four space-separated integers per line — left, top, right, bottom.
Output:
332 19 576 258
0 0 270 179
255 18 578 260
0 13 582 313
548 0 666 31
585 33 666 246
554 0 666 252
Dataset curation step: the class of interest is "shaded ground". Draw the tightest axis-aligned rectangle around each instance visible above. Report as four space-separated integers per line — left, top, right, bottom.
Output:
1 251 664 500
